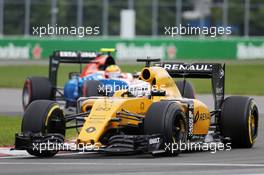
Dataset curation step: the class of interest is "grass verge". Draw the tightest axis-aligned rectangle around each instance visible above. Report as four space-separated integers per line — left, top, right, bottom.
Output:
0 116 78 146
0 64 143 89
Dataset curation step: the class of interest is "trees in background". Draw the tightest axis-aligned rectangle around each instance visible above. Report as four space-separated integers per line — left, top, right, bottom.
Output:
3 0 264 36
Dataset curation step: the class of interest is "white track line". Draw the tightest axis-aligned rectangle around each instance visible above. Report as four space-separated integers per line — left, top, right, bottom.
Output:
0 162 264 167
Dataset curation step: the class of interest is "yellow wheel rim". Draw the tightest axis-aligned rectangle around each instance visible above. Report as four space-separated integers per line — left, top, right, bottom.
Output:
45 105 60 126
248 113 256 144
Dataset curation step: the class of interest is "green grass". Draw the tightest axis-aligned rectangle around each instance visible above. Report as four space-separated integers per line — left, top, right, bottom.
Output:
0 116 21 146
0 63 263 95
0 116 78 146
0 64 143 89
189 63 264 95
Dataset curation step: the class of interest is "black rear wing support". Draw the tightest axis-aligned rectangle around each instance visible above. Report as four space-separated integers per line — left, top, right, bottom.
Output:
154 62 225 111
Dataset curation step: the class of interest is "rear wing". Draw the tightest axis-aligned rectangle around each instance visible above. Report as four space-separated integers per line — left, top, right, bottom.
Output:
49 51 115 87
51 50 100 63
154 62 225 111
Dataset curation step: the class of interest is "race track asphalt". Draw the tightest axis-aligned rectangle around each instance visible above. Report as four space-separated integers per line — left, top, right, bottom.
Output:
0 88 263 175
0 89 23 116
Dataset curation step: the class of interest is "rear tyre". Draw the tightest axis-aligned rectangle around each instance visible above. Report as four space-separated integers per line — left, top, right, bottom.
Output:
22 77 53 110
220 96 258 148
176 80 195 99
22 100 65 157
144 101 187 156
82 80 103 97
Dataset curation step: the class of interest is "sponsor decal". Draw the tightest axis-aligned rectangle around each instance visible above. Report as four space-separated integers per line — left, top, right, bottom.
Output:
59 51 78 57
237 42 264 59
140 102 144 110
95 106 111 111
188 103 194 138
80 52 97 58
166 45 177 59
57 51 98 58
116 43 176 60
86 127 96 133
194 111 210 123
32 43 43 59
161 63 212 71
219 68 224 79
216 87 223 94
149 137 160 145
0 43 30 59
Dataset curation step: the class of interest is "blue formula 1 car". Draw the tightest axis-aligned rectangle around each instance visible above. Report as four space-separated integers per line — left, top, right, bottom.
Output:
22 51 192 112
22 49 140 110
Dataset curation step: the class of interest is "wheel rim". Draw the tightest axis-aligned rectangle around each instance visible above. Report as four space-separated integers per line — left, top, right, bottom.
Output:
248 111 257 144
46 105 65 136
22 80 31 108
172 115 186 144
250 115 255 132
23 89 30 106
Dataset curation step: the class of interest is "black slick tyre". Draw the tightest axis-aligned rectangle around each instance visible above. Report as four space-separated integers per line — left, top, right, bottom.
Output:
144 101 187 156
220 96 258 148
22 77 53 110
22 100 65 157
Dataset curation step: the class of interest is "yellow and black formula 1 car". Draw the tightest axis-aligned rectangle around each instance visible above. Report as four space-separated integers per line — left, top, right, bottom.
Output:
14 59 259 157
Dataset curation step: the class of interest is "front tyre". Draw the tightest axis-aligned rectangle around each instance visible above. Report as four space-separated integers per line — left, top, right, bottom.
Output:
22 100 65 157
144 101 187 156
220 96 258 148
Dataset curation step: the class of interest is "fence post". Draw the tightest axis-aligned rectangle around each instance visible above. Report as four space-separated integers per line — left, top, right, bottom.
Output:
128 0 134 9
244 0 250 36
0 0 3 36
222 0 228 35
77 0 83 27
103 0 109 36
24 0 31 36
152 0 158 36
51 0 57 27
222 0 229 37
176 0 182 27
